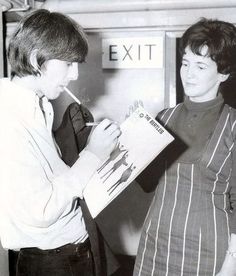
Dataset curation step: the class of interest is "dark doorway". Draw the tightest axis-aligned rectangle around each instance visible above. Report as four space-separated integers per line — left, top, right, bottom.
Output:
176 38 184 104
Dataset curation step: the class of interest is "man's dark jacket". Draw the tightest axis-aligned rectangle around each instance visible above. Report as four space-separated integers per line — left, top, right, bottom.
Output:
54 102 119 276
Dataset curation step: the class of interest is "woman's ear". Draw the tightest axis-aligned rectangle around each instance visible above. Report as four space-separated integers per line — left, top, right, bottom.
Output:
29 49 41 76
219 73 230 83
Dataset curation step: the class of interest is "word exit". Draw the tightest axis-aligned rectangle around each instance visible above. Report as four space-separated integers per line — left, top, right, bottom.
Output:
102 36 164 69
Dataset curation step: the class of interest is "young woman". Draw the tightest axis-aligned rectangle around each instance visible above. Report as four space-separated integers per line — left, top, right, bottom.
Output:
134 18 236 276
0 9 120 276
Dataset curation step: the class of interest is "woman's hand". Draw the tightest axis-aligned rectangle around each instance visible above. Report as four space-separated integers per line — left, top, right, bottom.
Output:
86 119 121 161
216 234 236 276
216 254 236 276
216 260 236 276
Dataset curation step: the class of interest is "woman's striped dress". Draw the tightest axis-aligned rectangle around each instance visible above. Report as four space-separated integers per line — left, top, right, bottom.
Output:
134 97 236 276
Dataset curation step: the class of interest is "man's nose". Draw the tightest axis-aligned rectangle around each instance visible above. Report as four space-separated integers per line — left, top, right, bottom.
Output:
68 63 79 81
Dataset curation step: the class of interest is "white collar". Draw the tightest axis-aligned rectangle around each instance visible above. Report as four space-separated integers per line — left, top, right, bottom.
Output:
0 78 53 130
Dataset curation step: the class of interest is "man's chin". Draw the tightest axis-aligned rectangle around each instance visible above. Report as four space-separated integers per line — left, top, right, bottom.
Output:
48 91 61 100
54 92 62 100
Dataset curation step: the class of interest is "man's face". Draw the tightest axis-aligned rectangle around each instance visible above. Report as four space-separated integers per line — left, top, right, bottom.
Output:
180 45 227 102
38 59 79 100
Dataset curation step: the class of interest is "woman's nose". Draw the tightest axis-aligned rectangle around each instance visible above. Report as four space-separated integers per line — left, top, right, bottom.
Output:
186 66 195 79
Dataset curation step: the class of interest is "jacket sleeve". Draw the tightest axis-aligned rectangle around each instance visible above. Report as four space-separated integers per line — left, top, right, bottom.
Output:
54 102 94 166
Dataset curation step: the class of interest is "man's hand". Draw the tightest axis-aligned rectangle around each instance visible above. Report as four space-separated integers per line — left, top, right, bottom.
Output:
86 119 121 161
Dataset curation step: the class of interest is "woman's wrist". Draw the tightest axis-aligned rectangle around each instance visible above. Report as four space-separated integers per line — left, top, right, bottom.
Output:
219 250 236 275
226 250 236 258
218 235 236 276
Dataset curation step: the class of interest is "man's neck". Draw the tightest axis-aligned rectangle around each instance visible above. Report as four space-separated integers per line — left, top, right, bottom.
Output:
12 75 43 97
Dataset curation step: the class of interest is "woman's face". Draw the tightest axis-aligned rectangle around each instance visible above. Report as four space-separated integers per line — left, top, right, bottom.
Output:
37 59 79 99
180 45 228 102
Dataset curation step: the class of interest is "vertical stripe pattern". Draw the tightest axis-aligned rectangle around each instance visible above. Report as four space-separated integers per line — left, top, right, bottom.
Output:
180 164 194 276
134 104 236 276
165 163 180 276
151 169 168 276
196 229 202 276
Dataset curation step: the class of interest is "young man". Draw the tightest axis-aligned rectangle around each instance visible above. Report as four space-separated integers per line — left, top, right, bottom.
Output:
0 9 120 276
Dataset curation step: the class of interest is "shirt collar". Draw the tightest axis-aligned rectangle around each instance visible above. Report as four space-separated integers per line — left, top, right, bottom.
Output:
184 93 224 112
0 78 53 128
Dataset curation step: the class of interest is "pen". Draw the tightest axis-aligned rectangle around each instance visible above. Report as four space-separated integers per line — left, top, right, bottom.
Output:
63 86 81 105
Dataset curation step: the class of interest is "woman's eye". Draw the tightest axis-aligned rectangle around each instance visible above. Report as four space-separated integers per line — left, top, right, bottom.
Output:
198 65 206 70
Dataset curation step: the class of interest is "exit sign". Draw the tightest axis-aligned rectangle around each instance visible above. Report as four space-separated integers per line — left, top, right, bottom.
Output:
102 36 164 69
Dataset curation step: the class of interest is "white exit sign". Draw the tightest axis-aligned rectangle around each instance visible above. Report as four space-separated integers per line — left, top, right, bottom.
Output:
102 36 164 69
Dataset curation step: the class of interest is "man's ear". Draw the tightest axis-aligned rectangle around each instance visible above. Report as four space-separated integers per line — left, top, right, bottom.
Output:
219 73 230 83
30 49 41 76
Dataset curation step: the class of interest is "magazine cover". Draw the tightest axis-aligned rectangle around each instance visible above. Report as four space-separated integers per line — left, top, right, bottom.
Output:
83 107 174 218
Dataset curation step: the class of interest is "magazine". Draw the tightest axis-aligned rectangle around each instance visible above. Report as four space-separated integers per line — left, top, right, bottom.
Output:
83 106 174 218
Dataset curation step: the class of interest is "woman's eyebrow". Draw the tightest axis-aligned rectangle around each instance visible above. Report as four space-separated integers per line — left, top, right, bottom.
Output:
182 57 208 66
196 61 208 66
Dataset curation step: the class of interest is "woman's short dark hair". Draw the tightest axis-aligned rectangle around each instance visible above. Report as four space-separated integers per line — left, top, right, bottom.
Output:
179 18 236 76
8 9 88 77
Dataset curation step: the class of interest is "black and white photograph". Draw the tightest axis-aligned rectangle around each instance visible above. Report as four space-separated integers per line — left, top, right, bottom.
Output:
0 1 236 276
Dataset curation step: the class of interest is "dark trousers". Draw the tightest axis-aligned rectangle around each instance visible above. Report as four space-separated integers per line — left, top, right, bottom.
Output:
13 239 95 276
